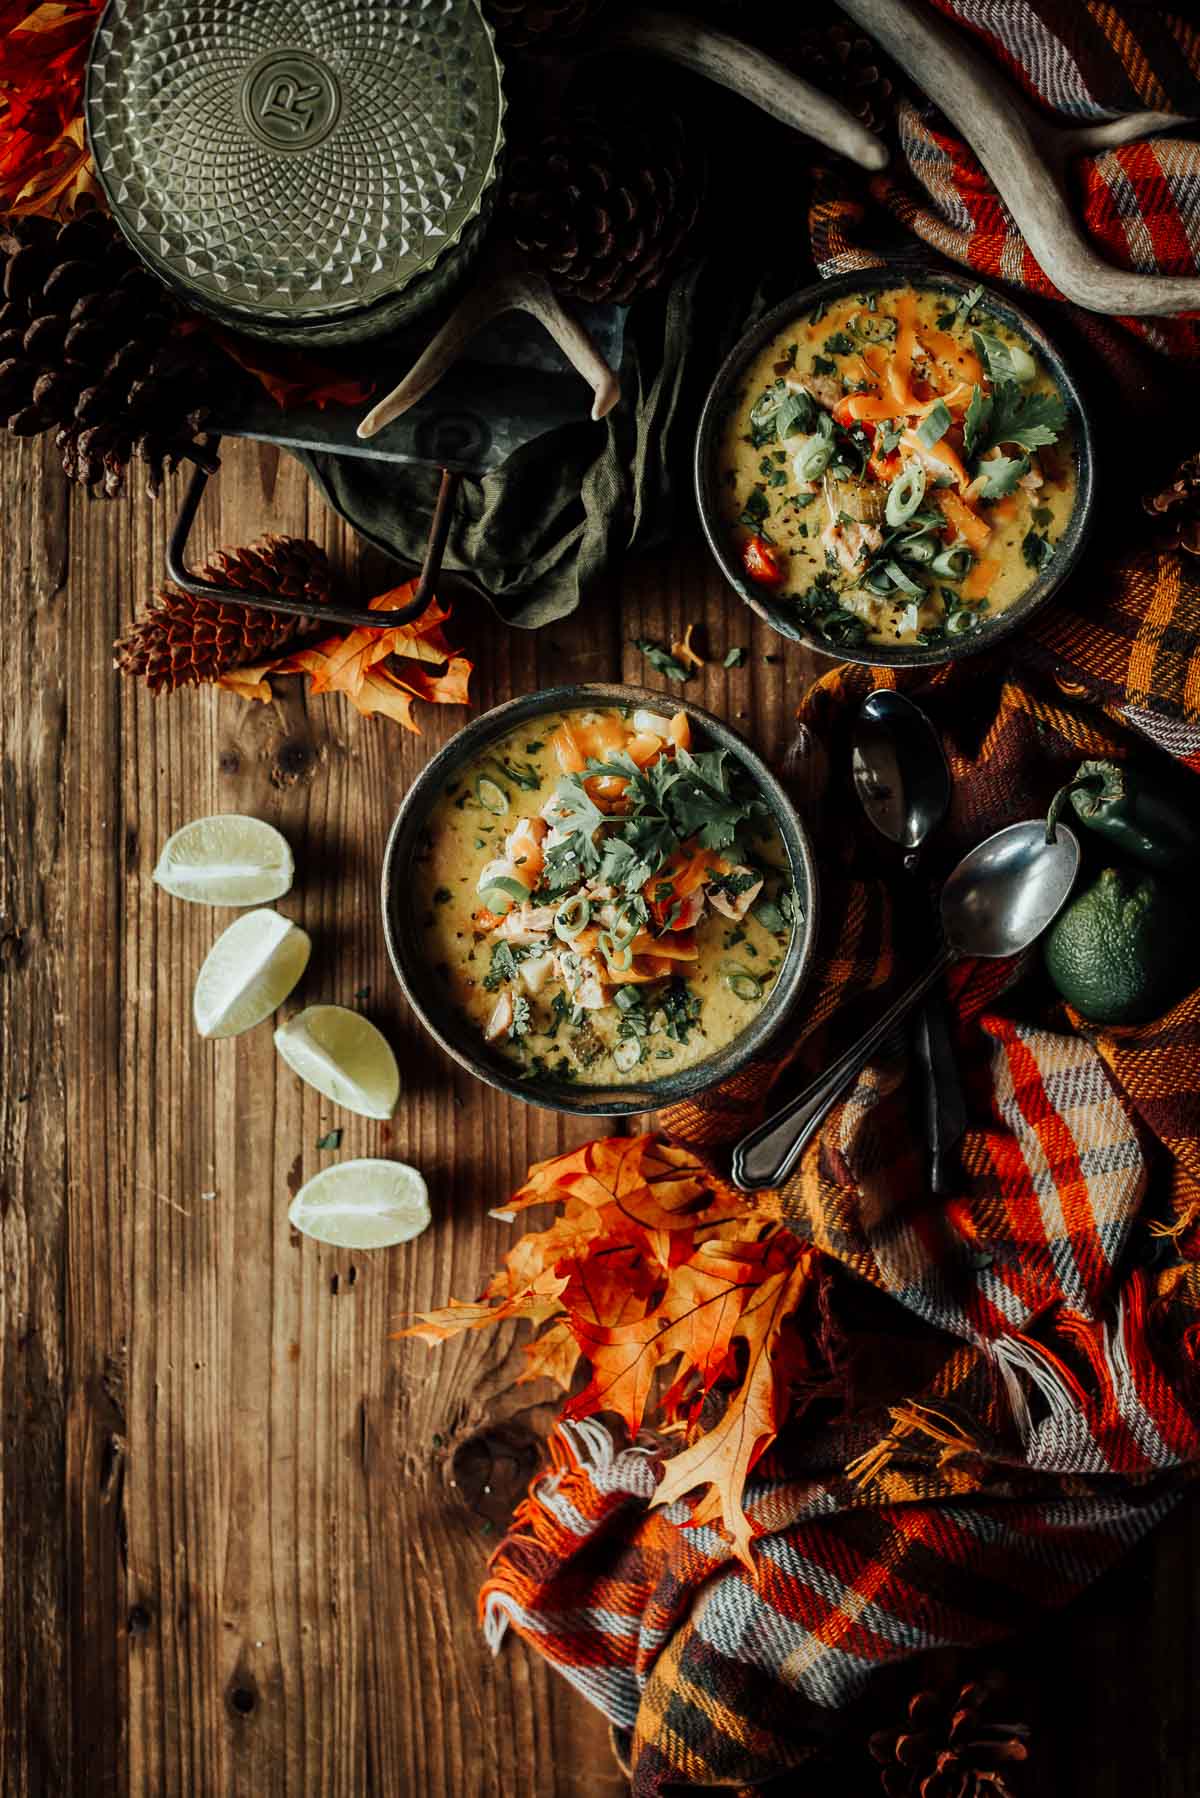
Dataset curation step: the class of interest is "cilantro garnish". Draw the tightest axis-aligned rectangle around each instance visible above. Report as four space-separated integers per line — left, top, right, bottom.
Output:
632 637 694 683
660 980 701 1044
823 331 855 355
724 645 747 668
974 453 1029 499
483 942 534 990
1022 530 1054 571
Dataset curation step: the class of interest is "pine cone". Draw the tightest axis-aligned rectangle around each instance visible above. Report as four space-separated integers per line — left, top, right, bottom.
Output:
785 20 900 137
868 1673 1030 1798
113 535 333 694
1144 450 1200 555
0 209 220 498
482 0 605 51
502 96 704 304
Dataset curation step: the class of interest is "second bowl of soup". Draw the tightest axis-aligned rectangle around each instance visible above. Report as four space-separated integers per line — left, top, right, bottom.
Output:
696 269 1094 665
382 686 818 1114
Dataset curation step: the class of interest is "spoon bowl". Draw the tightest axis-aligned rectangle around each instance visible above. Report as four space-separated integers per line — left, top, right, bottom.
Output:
731 819 1081 1190
852 690 951 858
942 820 1081 958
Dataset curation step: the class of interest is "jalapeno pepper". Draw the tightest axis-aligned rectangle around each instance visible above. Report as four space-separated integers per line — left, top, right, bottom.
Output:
1045 758 1199 871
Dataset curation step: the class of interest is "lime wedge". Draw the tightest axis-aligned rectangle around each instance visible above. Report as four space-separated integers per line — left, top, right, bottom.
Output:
288 1159 430 1248
193 909 311 1039
154 814 294 906
274 1005 400 1119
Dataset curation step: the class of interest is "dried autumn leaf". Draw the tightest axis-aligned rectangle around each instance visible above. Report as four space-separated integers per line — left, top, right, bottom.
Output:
651 1251 812 1568
0 0 104 218
396 1133 809 1560
203 325 375 411
217 584 473 732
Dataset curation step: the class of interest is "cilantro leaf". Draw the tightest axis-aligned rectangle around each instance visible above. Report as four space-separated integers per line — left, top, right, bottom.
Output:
823 331 855 355
985 383 1066 452
482 942 534 990
596 835 653 894
723 645 747 668
971 329 1014 386
974 452 1029 499
1022 529 1054 571
962 384 990 459
633 637 694 682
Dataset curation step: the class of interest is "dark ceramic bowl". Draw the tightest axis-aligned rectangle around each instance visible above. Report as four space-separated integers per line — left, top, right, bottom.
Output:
695 268 1095 668
381 684 819 1116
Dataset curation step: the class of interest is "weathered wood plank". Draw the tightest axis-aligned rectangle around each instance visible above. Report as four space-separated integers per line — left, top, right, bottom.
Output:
0 429 1197 1798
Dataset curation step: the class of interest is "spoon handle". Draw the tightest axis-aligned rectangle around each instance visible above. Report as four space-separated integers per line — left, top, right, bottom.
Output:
731 946 956 1191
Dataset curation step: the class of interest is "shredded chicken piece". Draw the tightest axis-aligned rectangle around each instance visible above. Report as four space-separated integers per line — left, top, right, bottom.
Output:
519 952 556 996
707 870 764 921
494 904 556 945
789 371 841 412
485 990 513 1041
821 517 883 574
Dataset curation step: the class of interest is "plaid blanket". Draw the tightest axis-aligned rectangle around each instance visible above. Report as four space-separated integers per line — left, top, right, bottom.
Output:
479 7 1200 1792
812 0 1200 363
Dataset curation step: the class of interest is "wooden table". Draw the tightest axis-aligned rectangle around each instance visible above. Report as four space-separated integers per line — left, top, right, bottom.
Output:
1 433 1195 1796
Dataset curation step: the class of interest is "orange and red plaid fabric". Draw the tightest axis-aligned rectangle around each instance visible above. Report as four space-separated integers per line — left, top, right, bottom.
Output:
479 7 1200 1791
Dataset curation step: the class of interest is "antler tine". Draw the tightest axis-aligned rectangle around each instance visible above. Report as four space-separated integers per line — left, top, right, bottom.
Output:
609 8 887 173
359 258 620 440
841 0 1200 317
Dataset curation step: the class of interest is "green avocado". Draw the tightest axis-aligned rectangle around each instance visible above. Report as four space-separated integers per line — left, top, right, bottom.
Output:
1044 866 1194 1025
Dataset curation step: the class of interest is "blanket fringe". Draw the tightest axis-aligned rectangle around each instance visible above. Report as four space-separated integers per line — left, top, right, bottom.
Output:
846 1401 984 1488
989 1331 1088 1441
479 1419 655 1654
1149 1197 1200 1241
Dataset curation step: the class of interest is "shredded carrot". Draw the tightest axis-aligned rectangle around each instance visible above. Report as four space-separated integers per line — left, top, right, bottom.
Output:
672 623 704 671
902 426 970 493
936 488 992 552
922 328 983 388
842 390 896 423
887 290 920 411
961 557 1000 600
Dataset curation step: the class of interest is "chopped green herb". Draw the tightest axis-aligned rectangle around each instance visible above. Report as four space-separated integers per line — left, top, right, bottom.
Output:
723 645 747 668
433 886 452 904
810 353 836 377
660 979 702 1044
632 637 693 683
1022 529 1054 571
525 740 544 752
316 1129 343 1151
823 330 855 356
482 941 534 991
510 996 532 1039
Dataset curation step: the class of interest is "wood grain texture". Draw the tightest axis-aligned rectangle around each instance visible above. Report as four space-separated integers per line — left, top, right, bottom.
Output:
0 434 1196 1797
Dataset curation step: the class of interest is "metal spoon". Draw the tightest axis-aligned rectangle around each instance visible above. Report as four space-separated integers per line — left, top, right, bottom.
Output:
731 820 1081 1191
852 690 963 1193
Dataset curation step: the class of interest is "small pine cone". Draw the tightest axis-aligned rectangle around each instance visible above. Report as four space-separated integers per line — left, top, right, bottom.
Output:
868 1673 1031 1798
1144 450 1200 556
482 0 604 51
503 96 704 304
0 209 221 498
784 20 900 138
113 535 334 694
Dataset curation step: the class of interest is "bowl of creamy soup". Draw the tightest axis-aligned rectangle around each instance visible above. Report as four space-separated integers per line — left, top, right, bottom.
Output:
696 270 1094 665
382 686 818 1115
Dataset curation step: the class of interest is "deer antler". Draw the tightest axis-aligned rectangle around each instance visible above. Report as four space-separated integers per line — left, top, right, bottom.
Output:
358 256 620 440
840 0 1200 316
608 8 887 172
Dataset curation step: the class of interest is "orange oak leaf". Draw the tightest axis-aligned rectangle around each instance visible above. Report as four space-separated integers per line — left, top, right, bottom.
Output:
217 584 473 732
519 1316 582 1391
650 1250 813 1568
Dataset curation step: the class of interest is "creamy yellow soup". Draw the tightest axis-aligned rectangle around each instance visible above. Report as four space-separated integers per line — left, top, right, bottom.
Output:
414 708 797 1088
720 284 1077 649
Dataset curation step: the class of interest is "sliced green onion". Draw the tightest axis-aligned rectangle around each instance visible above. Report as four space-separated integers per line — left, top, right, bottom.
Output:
554 895 592 941
598 931 632 971
883 559 923 597
885 461 927 526
946 607 978 636
475 776 509 815
725 970 763 1001
1006 344 1037 383
864 565 894 595
930 543 974 581
916 401 952 449
480 877 529 910
898 531 936 563
612 1038 644 1073
611 898 644 949
792 432 833 482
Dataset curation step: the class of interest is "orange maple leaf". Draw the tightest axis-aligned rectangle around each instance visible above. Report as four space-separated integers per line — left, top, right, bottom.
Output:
217 584 473 732
396 1134 810 1559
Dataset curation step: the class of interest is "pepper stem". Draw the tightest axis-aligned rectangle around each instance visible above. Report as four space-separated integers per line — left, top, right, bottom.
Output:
1045 775 1102 845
